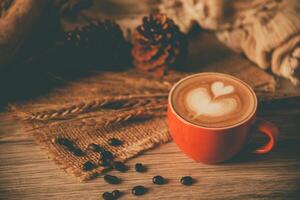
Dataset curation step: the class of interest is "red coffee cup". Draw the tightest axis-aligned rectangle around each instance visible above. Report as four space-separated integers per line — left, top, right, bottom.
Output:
167 73 278 164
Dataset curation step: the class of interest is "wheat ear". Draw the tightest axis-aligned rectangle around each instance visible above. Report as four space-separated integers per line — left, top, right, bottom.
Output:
82 104 167 127
24 93 168 121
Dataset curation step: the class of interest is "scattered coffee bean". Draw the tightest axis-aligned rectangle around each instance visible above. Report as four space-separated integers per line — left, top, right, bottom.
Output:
180 176 194 186
55 137 72 146
135 163 146 172
55 138 74 150
87 143 104 153
99 158 112 168
101 150 114 160
108 138 123 147
72 148 85 156
54 137 85 156
82 161 96 171
152 175 166 185
112 190 123 198
102 192 114 200
113 161 128 172
104 174 121 184
132 185 147 196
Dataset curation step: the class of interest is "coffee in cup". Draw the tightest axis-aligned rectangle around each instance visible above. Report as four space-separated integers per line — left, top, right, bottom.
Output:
171 73 256 128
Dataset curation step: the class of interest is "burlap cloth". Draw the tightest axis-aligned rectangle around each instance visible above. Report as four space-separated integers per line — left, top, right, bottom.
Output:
8 68 275 182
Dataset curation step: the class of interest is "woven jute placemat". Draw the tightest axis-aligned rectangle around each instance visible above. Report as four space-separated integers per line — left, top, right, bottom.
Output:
7 68 275 181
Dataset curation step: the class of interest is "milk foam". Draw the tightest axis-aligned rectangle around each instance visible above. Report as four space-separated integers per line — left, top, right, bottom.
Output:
171 74 256 128
186 85 237 118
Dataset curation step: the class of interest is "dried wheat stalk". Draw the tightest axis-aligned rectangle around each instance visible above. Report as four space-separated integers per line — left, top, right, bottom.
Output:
23 93 168 121
23 102 167 133
92 104 167 127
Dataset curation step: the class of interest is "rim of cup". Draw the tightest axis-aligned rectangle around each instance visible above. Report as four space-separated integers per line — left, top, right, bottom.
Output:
168 72 258 131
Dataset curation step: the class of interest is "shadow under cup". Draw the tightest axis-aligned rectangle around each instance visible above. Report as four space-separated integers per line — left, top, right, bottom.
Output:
167 73 278 164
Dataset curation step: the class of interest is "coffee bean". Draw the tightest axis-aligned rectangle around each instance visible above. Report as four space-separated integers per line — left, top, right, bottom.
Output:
180 176 194 186
102 192 114 200
72 148 85 156
55 138 72 146
112 190 123 198
99 158 112 168
135 163 146 172
100 158 112 167
55 138 74 149
104 174 121 184
82 161 96 171
55 138 85 156
87 143 104 153
108 138 123 147
113 161 128 172
101 150 114 160
152 175 166 185
132 185 147 196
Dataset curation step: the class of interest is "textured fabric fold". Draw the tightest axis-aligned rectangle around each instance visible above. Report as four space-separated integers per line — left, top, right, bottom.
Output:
159 0 300 85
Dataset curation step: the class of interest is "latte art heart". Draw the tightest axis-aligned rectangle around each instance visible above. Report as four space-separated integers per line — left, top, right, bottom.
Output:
171 73 256 128
211 81 234 98
186 87 237 117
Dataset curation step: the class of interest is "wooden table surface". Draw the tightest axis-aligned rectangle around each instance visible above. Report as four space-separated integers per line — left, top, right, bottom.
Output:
1 97 300 200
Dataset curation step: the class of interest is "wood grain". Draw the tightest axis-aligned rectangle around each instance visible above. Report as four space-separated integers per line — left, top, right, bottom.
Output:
1 98 300 200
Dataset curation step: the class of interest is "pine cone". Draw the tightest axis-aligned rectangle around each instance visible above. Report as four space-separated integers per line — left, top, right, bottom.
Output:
20 20 130 70
61 20 131 69
132 13 187 77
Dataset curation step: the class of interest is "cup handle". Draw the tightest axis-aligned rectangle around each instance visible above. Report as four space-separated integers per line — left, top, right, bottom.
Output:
250 119 279 154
